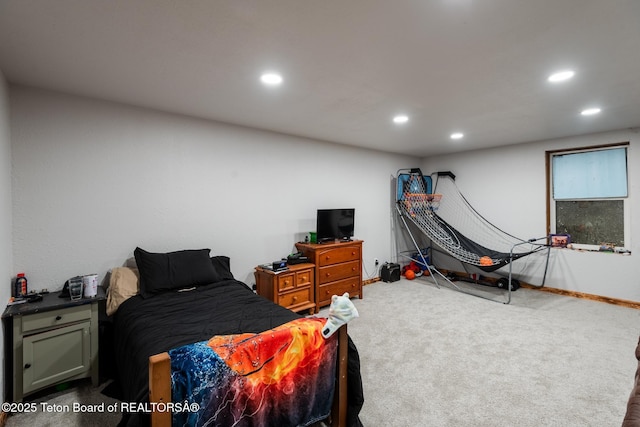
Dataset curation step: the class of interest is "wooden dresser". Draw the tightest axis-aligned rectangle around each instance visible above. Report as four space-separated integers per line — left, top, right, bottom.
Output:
254 263 316 314
295 240 363 312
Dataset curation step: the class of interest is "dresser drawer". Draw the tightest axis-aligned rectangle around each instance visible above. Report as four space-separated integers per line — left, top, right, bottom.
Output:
21 305 92 334
279 287 313 310
317 246 361 267
317 277 361 306
294 240 363 311
318 260 360 285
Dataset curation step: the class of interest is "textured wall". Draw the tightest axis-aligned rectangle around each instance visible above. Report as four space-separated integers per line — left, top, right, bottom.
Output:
10 86 412 292
422 129 640 301
0 70 13 401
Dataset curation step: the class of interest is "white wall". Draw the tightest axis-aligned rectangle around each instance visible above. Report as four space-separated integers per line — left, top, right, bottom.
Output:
10 86 413 292
422 130 640 301
0 70 13 400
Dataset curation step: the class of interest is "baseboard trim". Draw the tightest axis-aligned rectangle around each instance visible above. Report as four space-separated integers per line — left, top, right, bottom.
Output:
363 277 380 286
520 283 640 310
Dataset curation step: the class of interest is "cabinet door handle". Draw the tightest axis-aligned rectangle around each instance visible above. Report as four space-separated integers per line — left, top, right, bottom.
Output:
55 315 62 321
24 363 31 370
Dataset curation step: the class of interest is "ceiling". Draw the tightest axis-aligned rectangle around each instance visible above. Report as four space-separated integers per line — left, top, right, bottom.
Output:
1 1 639 157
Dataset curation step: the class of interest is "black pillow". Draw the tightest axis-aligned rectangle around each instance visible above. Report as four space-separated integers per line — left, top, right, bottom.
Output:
211 256 234 281
134 247 218 298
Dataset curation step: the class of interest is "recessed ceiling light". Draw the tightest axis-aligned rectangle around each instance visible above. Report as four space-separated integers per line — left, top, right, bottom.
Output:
450 132 464 140
393 115 409 124
581 107 601 116
548 70 575 83
260 72 283 86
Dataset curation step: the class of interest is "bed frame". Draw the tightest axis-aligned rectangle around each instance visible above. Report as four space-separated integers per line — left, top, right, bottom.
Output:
148 325 349 427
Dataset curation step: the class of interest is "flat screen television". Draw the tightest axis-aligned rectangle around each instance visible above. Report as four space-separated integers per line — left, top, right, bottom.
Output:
316 209 355 243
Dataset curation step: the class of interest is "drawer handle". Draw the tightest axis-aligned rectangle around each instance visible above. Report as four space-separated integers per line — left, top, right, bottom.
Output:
325 290 330 294
325 273 331 277
55 315 62 321
292 296 298 302
24 363 31 370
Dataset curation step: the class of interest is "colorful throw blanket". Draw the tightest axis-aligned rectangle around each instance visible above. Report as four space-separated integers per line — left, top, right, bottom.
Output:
169 317 338 427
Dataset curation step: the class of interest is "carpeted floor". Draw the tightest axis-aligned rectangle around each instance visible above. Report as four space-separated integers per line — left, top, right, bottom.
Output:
344 277 639 426
5 380 121 426
6 277 639 426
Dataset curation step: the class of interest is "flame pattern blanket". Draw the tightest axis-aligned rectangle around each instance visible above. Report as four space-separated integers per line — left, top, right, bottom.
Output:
169 317 337 427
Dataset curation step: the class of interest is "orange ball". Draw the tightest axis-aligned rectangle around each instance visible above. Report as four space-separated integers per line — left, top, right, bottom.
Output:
479 256 493 266
405 270 416 280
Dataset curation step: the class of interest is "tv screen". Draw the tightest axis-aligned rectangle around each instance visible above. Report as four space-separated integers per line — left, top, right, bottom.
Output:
316 209 355 243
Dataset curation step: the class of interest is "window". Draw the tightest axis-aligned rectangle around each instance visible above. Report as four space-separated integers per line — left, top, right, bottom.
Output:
547 143 629 249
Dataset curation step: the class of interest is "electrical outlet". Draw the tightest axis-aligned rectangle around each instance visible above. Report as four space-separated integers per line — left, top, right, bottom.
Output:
374 258 379 266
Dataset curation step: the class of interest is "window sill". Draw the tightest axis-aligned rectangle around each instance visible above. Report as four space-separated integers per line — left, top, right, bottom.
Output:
565 243 631 255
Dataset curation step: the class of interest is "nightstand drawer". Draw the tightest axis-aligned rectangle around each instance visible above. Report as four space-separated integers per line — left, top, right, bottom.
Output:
22 321 91 395
317 246 361 267
277 273 296 292
318 260 360 285
296 268 313 286
22 305 92 334
278 287 312 310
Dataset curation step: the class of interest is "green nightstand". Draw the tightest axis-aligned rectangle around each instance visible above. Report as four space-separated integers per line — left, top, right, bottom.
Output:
2 287 106 402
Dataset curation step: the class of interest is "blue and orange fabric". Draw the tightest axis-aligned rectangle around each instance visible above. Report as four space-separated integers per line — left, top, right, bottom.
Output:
169 317 337 426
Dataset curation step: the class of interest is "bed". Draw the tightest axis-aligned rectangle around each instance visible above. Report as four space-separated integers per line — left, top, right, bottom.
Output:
108 247 363 427
623 336 640 426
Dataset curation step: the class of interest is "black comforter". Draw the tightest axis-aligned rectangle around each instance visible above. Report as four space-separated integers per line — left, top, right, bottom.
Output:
112 279 363 426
